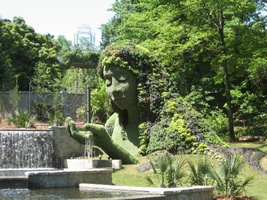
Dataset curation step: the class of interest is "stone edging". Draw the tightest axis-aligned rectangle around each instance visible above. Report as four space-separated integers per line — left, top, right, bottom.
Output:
210 145 267 175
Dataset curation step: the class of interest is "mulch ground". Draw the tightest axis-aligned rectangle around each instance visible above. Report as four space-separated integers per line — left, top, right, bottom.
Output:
0 118 50 129
213 195 255 200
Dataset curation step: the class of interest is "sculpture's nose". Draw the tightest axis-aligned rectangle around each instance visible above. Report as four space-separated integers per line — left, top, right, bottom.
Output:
111 87 122 99
110 78 123 98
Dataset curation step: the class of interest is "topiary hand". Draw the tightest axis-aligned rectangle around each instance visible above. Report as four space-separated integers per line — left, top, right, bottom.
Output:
65 116 91 143
65 117 138 164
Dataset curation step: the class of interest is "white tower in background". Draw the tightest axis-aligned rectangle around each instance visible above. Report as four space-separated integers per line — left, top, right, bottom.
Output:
74 24 96 51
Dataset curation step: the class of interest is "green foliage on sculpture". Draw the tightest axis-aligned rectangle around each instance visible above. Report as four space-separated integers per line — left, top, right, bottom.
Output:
65 42 165 164
142 91 228 155
65 42 229 163
98 42 166 122
146 99 201 155
65 117 138 164
138 122 151 155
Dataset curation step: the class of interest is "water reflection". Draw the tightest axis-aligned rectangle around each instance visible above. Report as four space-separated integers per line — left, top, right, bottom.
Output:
0 188 146 199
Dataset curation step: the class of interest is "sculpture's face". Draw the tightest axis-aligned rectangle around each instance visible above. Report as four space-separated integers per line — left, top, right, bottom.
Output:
103 65 137 110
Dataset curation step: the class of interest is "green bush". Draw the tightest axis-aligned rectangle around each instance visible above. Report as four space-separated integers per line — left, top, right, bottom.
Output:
188 158 213 186
90 83 112 123
138 122 151 155
146 152 187 188
187 154 254 198
203 110 229 138
147 98 199 154
8 109 36 128
207 154 253 198
146 94 226 155
31 100 52 121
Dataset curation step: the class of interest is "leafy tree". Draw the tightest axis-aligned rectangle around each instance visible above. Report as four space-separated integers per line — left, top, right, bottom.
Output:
32 33 63 91
101 0 267 140
56 35 72 54
61 49 100 92
0 17 62 91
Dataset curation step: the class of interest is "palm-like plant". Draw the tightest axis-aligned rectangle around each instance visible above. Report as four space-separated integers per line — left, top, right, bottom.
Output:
188 158 214 186
146 152 186 188
8 109 36 128
208 154 254 198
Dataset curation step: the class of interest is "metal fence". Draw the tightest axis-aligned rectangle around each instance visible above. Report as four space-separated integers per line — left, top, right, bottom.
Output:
0 90 87 121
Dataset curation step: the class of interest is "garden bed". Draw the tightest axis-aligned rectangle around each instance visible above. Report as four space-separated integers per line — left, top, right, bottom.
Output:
0 118 86 130
213 195 255 200
0 118 50 129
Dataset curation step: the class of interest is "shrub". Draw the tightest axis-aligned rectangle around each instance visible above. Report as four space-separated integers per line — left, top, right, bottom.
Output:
203 110 229 139
188 158 214 186
90 83 112 123
31 100 52 121
146 152 187 188
147 99 199 154
8 109 36 128
208 154 254 198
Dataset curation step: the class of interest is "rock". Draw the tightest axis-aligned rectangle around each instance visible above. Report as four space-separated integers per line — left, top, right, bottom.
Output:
238 136 266 142
137 162 151 173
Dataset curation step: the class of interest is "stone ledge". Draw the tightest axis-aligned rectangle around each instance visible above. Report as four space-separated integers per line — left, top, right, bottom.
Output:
64 159 122 169
26 169 113 189
80 184 214 200
0 176 28 188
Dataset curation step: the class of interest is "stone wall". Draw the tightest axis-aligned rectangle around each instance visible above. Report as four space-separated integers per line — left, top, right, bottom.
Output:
79 184 214 200
27 169 113 188
52 126 85 168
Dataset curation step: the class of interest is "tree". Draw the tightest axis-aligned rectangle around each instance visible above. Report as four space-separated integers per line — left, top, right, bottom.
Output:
101 0 267 140
0 17 62 91
180 0 267 141
56 35 72 54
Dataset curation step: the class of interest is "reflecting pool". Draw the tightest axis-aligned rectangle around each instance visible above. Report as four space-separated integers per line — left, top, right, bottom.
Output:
0 188 147 200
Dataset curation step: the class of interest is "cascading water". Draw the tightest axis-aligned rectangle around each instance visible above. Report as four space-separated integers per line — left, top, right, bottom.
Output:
0 130 53 168
84 133 94 159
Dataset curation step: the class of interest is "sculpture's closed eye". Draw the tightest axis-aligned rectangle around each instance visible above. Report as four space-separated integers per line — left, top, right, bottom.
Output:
105 79 111 86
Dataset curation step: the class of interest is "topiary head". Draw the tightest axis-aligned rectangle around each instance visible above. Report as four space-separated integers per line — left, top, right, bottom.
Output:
98 42 165 122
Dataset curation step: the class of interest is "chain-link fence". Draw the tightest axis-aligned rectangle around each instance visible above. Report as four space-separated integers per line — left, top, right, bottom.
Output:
0 90 87 123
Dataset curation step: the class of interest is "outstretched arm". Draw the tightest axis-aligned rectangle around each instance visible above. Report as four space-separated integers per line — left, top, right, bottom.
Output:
84 123 138 164
65 117 138 164
65 117 89 144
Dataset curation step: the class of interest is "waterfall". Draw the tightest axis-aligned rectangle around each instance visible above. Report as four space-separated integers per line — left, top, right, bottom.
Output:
84 133 94 159
0 130 53 168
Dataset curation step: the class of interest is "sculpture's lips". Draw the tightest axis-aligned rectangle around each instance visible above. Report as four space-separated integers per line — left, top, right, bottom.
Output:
113 98 126 107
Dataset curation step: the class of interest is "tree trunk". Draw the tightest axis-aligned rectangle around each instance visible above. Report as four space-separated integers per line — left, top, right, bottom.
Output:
218 10 236 142
222 60 235 142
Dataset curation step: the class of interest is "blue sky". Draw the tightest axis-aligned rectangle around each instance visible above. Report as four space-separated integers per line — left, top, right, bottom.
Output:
0 0 115 46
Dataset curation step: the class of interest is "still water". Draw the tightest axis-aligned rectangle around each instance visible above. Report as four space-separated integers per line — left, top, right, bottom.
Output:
0 188 146 200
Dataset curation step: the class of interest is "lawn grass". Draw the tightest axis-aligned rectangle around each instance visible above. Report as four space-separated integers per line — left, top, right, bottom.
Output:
112 142 267 200
230 142 267 200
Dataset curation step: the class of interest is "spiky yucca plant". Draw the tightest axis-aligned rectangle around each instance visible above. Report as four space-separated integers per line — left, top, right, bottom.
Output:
8 109 36 128
188 158 214 186
208 154 254 198
146 152 186 188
